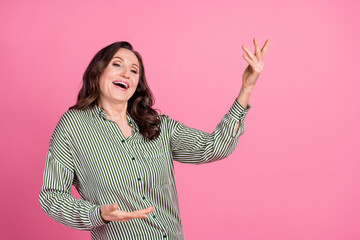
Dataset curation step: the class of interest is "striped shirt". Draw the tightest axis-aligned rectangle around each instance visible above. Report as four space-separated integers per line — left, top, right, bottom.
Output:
39 98 251 240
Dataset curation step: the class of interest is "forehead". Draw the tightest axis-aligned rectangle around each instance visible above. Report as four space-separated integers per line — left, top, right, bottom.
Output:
112 48 139 66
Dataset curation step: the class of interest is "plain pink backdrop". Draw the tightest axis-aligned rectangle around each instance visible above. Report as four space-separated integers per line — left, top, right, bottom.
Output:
1 0 359 239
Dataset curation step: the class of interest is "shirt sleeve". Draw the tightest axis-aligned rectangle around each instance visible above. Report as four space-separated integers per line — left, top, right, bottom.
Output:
167 98 251 164
38 113 109 231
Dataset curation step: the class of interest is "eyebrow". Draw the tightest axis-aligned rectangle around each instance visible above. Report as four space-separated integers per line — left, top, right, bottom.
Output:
112 57 139 68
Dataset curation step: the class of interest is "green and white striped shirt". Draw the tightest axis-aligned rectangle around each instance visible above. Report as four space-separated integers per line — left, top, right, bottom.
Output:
39 98 251 240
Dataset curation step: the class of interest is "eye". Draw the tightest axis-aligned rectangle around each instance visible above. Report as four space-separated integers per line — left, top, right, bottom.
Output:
113 62 138 74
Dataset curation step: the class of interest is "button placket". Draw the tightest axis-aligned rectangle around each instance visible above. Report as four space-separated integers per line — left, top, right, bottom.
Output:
123 131 166 235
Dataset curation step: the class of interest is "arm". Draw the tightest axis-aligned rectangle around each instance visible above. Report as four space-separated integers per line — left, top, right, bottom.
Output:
38 114 109 231
168 36 270 164
234 86 253 135
168 98 251 164
233 37 270 143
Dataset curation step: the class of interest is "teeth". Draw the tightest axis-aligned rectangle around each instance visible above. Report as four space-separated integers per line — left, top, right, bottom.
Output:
114 81 129 89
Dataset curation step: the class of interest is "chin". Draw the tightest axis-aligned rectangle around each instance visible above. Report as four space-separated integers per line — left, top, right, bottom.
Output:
107 95 128 103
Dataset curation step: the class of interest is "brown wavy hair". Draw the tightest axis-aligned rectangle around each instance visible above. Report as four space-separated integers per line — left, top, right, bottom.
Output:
69 41 161 141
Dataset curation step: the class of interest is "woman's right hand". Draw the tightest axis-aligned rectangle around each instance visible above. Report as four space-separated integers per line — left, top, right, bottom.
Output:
100 203 154 222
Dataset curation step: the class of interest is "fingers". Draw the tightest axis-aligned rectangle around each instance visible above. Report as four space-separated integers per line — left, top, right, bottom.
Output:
242 44 256 61
112 202 119 211
101 202 119 214
102 204 155 222
254 38 261 59
118 206 154 220
132 206 155 218
260 38 270 59
242 54 254 68
243 38 271 61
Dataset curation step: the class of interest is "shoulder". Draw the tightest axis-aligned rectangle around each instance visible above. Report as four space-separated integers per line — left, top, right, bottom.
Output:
53 108 92 134
58 108 92 125
158 113 183 130
158 113 174 124
156 114 168 129
158 113 169 121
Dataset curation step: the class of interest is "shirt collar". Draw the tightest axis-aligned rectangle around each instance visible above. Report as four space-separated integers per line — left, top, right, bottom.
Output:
92 105 139 132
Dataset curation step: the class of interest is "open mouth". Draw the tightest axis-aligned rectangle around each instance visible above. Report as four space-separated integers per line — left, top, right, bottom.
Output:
113 81 129 89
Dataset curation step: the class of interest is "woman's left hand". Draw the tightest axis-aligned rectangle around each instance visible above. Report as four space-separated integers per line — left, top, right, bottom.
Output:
241 38 270 90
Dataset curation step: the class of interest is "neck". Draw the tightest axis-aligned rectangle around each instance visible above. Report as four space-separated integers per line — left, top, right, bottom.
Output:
98 99 128 123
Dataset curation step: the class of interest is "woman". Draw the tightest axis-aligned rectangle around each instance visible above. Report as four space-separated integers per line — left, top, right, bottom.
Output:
39 38 270 240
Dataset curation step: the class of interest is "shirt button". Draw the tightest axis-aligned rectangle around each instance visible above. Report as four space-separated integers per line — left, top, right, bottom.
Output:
163 235 167 238
137 177 141 181
131 157 135 160
240 113 244 117
153 215 156 218
142 196 146 200
121 139 125 143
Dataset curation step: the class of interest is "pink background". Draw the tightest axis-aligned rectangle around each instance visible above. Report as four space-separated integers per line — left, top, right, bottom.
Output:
1 0 359 239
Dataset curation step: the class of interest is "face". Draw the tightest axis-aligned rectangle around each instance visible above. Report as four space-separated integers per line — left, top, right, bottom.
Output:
98 48 140 106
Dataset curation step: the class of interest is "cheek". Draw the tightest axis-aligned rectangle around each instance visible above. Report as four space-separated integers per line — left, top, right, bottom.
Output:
133 76 140 86
98 77 105 88
132 81 139 91
98 77 111 94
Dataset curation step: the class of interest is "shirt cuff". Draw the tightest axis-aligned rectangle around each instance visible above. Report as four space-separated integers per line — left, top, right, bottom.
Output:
89 205 110 228
228 98 251 122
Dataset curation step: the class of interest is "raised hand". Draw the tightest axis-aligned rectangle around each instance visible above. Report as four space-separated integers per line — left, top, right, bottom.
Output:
241 38 270 90
233 37 270 121
100 203 154 222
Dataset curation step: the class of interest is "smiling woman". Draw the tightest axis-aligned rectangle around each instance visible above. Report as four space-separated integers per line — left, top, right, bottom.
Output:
69 41 161 141
39 38 268 240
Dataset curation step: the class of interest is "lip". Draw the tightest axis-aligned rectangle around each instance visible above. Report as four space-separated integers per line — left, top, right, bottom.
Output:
112 80 130 90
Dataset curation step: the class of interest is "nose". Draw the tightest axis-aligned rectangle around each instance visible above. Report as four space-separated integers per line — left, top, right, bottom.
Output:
120 67 130 79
